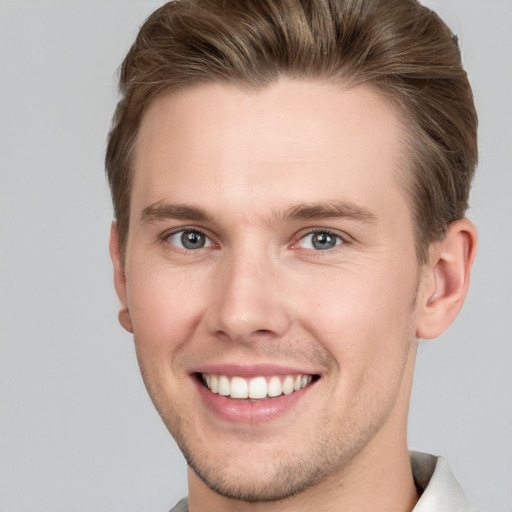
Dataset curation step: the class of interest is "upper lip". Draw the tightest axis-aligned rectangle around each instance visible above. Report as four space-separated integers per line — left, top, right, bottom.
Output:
191 363 320 378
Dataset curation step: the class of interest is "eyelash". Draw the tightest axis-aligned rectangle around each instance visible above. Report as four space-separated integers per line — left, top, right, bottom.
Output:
160 227 348 254
161 227 216 254
292 228 347 254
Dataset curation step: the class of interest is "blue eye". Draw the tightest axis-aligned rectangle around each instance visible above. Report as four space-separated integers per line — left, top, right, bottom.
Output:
298 231 343 251
167 230 212 250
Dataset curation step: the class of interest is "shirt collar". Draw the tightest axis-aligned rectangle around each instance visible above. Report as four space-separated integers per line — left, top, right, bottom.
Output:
411 451 476 512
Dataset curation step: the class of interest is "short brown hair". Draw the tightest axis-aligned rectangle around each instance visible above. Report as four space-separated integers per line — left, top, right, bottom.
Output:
106 0 477 263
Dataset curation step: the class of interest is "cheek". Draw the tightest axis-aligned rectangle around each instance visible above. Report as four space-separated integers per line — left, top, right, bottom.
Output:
125 260 210 357
297 263 418 431
126 262 210 418
297 260 418 374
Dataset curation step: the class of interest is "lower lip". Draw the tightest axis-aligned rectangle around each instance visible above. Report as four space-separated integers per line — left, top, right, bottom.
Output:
194 377 315 424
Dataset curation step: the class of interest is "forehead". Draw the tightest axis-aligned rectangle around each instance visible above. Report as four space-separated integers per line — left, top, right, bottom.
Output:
132 79 410 227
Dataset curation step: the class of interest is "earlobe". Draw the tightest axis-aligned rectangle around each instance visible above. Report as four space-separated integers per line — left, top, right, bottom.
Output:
416 219 477 340
109 222 134 333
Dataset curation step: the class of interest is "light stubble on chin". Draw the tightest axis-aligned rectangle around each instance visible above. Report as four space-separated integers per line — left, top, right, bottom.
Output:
177 422 351 502
169 392 400 504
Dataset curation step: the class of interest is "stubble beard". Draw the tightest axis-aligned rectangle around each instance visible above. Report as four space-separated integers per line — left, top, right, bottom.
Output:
137 299 419 504
168 400 395 503
165 346 416 503
139 341 417 504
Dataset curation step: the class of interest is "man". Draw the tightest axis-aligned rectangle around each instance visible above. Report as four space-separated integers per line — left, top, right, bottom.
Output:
106 0 478 510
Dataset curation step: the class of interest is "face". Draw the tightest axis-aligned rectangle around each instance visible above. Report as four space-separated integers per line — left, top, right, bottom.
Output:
115 79 426 502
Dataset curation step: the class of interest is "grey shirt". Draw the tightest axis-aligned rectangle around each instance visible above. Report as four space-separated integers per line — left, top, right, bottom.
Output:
169 452 476 512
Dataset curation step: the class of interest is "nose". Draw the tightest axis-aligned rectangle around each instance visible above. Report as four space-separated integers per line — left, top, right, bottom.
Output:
205 251 292 343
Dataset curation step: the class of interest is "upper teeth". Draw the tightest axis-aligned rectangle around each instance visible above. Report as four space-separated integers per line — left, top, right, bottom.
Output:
202 374 313 400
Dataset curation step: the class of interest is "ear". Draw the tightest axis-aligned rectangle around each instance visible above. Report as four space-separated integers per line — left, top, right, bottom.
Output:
416 219 477 339
109 221 134 333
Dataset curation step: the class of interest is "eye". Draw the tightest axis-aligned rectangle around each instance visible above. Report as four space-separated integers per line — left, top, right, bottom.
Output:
297 231 344 251
166 229 213 250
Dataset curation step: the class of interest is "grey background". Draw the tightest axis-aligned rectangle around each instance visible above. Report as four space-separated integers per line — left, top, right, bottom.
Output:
0 1 510 511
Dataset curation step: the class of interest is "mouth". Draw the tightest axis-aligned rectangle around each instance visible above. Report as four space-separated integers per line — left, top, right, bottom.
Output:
196 372 318 400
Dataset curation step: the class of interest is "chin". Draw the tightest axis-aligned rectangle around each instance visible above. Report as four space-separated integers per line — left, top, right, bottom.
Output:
171 416 370 504
185 446 329 503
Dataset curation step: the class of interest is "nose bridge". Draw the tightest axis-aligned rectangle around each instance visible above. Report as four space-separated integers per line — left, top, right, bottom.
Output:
207 244 291 342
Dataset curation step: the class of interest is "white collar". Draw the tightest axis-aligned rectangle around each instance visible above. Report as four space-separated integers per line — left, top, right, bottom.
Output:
411 451 477 512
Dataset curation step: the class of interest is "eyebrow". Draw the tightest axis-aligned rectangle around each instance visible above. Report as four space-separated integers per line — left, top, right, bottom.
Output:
280 201 377 224
140 203 210 223
140 200 377 225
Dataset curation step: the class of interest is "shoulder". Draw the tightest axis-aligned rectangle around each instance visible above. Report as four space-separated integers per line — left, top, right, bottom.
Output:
169 497 188 512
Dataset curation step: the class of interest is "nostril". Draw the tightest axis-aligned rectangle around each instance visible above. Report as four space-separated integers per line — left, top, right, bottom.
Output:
205 294 292 342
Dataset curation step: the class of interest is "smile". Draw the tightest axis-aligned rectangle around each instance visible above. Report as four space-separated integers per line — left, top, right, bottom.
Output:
200 373 314 400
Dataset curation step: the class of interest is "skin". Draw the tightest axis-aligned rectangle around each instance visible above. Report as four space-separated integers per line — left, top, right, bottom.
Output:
110 79 477 512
